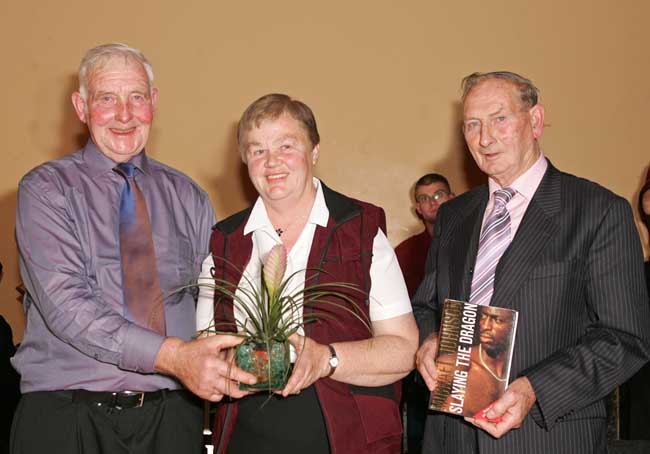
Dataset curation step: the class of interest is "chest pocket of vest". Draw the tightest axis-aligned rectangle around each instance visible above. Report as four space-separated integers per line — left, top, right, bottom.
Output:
321 252 373 295
323 253 363 263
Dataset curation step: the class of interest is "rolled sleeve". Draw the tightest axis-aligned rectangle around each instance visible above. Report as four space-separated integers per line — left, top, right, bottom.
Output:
369 230 413 321
196 254 216 332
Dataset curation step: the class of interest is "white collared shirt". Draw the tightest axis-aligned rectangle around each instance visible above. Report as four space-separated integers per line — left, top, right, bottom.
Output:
196 179 412 360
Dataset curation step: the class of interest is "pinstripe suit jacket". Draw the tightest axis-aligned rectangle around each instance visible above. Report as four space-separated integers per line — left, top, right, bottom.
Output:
413 163 650 454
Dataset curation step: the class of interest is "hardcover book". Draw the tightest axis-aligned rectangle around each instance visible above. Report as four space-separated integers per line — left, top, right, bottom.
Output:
429 299 518 419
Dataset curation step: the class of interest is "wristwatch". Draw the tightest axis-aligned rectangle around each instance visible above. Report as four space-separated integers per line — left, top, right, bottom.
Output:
326 344 339 377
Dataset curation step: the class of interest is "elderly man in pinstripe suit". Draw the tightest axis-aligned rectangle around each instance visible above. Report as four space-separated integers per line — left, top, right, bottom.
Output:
413 71 650 454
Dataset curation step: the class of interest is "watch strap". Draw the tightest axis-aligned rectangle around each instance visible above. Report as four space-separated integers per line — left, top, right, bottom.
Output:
325 344 338 378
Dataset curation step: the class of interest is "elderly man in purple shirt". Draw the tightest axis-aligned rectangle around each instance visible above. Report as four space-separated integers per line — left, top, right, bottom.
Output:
10 43 255 454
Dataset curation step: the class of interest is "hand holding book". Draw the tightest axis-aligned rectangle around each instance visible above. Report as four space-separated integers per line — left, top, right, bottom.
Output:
415 332 441 392
465 376 537 438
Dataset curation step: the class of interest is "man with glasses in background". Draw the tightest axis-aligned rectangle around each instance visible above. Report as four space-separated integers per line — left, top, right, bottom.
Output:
395 173 454 454
396 173 455 299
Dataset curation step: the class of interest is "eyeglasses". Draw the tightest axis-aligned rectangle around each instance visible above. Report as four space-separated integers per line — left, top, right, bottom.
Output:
416 190 450 204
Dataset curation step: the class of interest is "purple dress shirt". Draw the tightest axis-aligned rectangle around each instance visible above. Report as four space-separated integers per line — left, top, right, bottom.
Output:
13 141 215 392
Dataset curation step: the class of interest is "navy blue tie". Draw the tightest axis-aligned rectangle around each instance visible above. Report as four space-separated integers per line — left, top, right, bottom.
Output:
115 163 166 335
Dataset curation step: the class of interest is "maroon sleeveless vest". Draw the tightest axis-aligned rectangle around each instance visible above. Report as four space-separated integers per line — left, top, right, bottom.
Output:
209 183 402 454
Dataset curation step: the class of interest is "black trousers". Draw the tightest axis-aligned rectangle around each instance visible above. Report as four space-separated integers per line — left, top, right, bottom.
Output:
228 385 330 454
10 390 202 454
402 371 428 454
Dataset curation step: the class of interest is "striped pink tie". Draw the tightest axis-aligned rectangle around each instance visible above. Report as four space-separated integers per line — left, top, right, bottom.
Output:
469 188 515 306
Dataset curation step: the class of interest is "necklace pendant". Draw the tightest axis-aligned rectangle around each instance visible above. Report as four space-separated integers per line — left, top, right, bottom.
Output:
275 228 284 237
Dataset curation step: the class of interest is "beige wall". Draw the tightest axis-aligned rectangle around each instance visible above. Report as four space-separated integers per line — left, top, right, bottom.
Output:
2 0 649 341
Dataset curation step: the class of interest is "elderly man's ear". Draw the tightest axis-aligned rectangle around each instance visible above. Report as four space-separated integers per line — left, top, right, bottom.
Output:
529 104 545 140
71 92 88 124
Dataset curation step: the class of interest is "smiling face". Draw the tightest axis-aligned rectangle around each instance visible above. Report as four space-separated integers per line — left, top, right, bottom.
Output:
243 113 319 208
462 79 544 187
71 55 158 163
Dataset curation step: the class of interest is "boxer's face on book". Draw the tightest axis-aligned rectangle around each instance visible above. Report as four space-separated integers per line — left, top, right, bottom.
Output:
479 308 513 356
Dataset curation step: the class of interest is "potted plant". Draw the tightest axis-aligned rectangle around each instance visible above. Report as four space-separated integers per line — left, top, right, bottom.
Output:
199 244 370 391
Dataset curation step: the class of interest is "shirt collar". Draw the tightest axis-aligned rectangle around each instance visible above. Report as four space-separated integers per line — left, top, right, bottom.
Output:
488 152 548 201
129 150 151 175
82 139 151 177
244 177 329 235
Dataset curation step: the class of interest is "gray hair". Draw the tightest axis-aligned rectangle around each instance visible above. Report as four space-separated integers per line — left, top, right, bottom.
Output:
461 71 539 109
78 43 154 101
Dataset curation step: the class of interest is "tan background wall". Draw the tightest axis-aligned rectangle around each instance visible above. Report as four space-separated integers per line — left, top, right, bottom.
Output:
2 1 649 341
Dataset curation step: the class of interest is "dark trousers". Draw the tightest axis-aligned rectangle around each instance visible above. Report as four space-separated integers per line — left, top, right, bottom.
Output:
402 371 428 454
620 362 650 440
228 385 330 454
10 390 202 454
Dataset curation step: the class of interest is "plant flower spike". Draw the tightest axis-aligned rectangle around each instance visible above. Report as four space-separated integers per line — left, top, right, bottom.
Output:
263 244 286 305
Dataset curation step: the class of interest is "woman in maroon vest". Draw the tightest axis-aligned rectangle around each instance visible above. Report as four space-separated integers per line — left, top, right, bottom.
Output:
196 94 419 454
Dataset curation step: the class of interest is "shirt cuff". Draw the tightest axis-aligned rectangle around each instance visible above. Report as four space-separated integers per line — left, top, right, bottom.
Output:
119 323 165 373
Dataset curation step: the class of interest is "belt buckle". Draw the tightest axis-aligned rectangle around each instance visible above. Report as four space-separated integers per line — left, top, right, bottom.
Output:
122 390 145 408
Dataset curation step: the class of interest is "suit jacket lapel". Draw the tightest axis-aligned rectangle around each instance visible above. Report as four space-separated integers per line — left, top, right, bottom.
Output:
491 163 562 310
447 187 488 301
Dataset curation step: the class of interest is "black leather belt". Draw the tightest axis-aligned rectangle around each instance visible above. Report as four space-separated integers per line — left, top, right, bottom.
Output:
71 389 170 410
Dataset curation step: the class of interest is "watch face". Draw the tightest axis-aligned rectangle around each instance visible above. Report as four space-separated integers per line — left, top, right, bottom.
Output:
329 357 339 368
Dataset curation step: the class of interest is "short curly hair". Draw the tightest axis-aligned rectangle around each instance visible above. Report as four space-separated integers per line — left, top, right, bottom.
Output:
237 93 320 163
